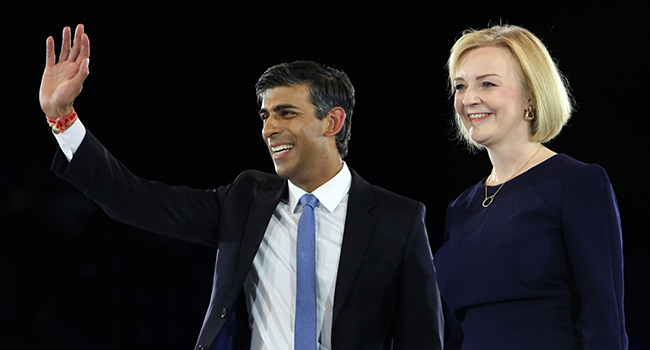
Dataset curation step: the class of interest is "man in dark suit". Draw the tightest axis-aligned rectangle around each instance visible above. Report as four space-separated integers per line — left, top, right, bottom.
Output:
40 24 443 350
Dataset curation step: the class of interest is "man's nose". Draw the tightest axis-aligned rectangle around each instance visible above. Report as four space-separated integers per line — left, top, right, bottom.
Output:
262 115 279 139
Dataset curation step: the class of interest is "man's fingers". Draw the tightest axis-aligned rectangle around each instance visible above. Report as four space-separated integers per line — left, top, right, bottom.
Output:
75 24 84 43
76 33 90 64
45 36 55 67
68 24 84 62
78 58 90 80
59 26 71 62
69 58 90 96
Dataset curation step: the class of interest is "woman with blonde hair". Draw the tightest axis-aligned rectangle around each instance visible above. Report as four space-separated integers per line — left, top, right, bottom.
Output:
433 25 628 349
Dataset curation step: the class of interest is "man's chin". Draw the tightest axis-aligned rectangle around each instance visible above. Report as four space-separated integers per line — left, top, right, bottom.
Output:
273 165 290 179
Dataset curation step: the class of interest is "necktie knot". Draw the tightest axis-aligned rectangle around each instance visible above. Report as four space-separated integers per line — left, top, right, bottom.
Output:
300 193 318 210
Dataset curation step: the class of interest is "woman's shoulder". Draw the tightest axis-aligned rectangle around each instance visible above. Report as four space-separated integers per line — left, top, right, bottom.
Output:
530 154 614 198
543 153 609 180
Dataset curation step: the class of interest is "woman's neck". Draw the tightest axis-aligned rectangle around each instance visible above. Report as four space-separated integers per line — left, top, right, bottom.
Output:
485 141 549 185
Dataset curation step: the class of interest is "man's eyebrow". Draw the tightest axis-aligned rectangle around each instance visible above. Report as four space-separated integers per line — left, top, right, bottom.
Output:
258 104 300 115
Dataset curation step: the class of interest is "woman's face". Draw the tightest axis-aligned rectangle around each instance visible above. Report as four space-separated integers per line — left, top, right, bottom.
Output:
453 46 531 149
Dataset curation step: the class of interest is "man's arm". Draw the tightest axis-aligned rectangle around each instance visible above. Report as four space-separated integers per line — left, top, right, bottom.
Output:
41 25 221 248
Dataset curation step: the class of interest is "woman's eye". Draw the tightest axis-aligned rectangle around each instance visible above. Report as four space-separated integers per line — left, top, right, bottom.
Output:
481 81 497 88
454 84 466 92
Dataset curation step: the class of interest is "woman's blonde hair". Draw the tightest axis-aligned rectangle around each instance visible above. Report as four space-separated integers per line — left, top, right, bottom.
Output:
448 25 573 150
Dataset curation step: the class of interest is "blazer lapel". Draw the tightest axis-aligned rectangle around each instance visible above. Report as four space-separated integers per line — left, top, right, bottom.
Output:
235 179 287 288
332 169 377 324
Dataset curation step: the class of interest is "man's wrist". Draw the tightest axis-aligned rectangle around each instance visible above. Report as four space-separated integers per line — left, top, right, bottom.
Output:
46 108 78 134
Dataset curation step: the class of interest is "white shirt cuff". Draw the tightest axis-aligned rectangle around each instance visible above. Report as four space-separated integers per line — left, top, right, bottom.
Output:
53 118 86 161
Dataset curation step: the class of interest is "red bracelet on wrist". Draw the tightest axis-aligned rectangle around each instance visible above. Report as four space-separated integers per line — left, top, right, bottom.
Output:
46 108 78 133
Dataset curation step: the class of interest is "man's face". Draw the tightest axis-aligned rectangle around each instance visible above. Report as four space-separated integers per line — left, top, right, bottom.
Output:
260 84 337 187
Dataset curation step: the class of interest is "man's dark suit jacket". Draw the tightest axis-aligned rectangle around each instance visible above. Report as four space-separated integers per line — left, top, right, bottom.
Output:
52 131 443 350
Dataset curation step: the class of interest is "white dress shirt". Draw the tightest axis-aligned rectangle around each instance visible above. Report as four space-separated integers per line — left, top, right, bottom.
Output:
54 119 351 349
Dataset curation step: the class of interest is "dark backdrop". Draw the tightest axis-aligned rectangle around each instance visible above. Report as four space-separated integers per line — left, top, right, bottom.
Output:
2 2 648 349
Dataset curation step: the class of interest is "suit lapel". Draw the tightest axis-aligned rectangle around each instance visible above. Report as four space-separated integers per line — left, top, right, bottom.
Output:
235 179 287 288
332 169 377 324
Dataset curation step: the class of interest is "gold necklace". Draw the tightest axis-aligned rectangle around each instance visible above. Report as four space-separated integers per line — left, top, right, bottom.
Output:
482 145 542 208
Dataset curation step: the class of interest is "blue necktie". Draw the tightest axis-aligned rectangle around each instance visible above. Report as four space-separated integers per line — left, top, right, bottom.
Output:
295 194 318 350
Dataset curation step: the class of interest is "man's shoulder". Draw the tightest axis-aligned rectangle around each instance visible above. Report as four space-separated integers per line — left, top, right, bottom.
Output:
210 169 284 197
350 169 422 209
230 169 285 189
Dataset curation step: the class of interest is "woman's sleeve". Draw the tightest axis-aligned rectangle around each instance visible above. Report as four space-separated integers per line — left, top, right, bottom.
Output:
560 164 628 349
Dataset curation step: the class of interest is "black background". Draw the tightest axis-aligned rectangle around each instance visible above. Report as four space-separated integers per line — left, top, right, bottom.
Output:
2 2 648 349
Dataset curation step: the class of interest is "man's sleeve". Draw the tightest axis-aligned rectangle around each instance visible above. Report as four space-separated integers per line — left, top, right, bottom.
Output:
392 202 444 349
51 129 222 247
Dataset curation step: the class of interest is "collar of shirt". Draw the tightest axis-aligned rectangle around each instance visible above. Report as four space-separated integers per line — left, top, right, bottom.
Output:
287 162 352 213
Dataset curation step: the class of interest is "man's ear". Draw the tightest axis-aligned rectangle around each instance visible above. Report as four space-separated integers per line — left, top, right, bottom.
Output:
323 107 346 137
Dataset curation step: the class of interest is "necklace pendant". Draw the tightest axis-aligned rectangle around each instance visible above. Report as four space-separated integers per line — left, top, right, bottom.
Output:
482 196 494 207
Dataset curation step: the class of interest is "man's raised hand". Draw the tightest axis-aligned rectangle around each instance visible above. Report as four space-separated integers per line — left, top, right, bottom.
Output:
40 24 90 118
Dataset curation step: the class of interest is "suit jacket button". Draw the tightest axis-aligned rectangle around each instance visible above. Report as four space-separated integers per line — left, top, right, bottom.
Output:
197 345 205 350
220 307 228 318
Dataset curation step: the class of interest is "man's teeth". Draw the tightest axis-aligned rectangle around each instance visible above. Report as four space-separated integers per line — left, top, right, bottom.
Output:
470 113 490 119
272 145 294 154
